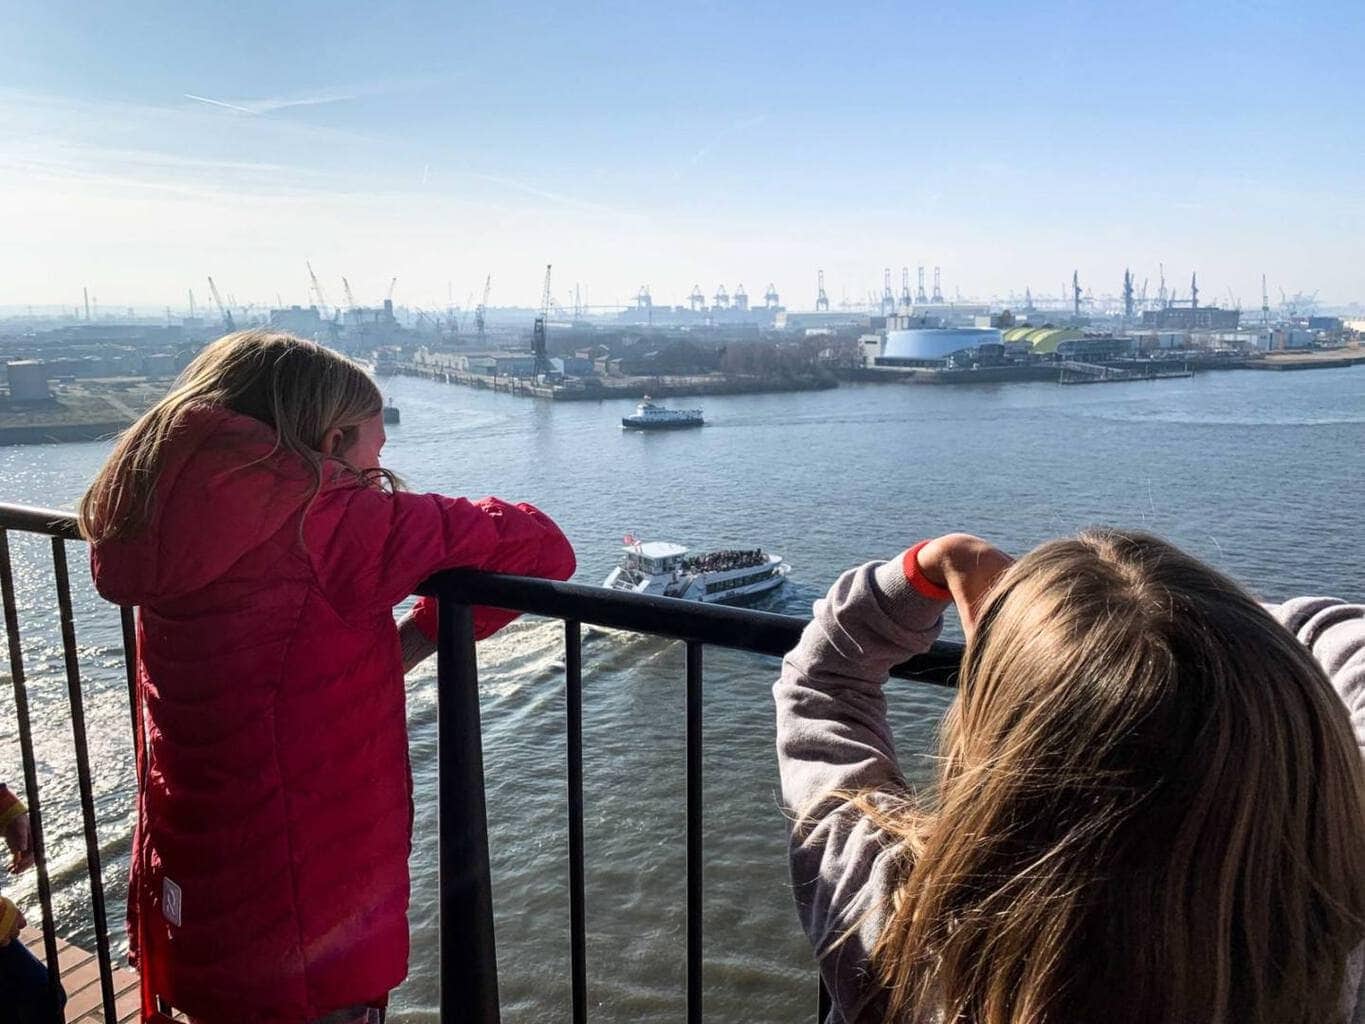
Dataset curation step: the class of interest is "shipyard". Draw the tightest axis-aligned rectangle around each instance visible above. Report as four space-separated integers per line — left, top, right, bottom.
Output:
0 263 1360 440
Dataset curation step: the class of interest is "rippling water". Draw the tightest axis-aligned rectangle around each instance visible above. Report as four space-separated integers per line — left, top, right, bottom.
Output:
1 366 1362 1021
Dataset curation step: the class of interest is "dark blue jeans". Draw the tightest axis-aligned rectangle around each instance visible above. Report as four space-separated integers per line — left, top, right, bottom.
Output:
0 939 66 1024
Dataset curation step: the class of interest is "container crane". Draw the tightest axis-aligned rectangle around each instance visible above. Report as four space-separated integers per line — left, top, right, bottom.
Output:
207 276 235 331
387 277 398 303
342 277 357 313
815 270 830 311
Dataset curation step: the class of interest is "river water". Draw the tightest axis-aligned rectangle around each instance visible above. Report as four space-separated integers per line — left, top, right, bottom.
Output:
1 366 1362 1021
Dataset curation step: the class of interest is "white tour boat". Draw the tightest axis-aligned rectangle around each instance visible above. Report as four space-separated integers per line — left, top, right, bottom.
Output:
621 398 704 430
602 539 790 604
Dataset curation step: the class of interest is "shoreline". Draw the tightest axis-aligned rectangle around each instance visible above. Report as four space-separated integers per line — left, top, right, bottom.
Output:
375 363 837 400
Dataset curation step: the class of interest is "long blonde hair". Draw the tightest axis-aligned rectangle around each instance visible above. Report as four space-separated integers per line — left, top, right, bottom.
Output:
867 530 1365 1024
79 329 392 542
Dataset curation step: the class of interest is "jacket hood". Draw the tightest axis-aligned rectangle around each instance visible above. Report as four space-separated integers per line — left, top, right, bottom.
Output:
90 405 321 605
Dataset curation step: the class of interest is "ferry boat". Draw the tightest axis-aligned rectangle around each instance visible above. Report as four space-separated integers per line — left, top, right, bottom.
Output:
382 399 401 425
602 539 789 604
621 398 703 430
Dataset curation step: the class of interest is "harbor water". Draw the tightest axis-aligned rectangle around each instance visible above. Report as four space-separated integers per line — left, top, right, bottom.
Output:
1 367 1362 1021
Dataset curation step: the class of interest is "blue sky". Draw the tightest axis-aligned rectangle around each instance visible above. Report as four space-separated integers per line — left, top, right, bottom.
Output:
2 0 1361 311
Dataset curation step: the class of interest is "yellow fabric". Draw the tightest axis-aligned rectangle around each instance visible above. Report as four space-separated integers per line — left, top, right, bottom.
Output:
0 896 18 940
0 798 26 831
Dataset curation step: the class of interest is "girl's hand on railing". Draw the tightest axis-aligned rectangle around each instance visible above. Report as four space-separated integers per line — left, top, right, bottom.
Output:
915 533 1014 637
5 809 34 874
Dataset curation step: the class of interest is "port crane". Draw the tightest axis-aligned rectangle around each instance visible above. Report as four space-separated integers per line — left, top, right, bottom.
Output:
532 264 552 376
815 270 830 311
306 261 332 320
475 274 491 343
207 276 235 331
342 277 357 314
386 277 398 303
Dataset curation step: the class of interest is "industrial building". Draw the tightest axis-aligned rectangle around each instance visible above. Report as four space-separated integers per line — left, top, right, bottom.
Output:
269 306 328 337
870 328 1004 367
1141 306 1240 330
6 361 51 402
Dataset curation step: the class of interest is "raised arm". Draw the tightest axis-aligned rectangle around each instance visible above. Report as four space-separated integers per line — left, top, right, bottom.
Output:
774 551 950 1021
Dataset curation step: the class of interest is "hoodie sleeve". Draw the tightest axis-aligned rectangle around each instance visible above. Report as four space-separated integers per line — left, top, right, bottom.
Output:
774 555 950 1022
1266 598 1365 756
308 487 575 639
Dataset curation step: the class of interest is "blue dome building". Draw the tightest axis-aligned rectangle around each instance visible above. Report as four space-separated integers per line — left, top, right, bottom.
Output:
881 328 1002 362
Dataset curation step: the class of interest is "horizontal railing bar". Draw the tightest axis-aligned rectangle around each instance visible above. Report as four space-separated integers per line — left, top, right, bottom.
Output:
0 504 963 684
420 571 963 687
0 503 81 540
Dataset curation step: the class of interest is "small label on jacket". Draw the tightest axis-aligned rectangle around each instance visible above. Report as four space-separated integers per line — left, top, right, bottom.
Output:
163 877 182 927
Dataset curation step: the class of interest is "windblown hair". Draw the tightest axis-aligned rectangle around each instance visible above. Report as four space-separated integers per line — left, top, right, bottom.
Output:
79 330 392 542
865 530 1365 1024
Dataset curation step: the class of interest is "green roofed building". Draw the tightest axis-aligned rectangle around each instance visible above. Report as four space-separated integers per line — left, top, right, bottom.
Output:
1027 328 1086 355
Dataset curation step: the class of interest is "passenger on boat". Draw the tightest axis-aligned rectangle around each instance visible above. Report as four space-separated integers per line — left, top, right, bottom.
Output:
686 549 765 574
776 530 1365 1024
81 331 575 1024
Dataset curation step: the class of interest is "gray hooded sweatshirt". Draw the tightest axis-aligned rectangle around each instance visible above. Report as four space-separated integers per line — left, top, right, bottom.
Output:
774 556 1365 1023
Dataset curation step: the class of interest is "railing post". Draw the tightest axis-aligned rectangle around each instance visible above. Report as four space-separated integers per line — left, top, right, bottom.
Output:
685 641 703 1024
565 621 588 1024
52 538 118 1022
437 599 500 1024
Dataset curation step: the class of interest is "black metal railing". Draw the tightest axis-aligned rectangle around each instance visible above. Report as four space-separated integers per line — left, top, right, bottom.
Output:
0 501 962 1023
0 502 122 1023
418 570 962 1024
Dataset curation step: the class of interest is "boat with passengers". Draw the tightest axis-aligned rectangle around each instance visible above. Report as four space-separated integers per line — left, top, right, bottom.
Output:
621 398 704 430
602 538 789 604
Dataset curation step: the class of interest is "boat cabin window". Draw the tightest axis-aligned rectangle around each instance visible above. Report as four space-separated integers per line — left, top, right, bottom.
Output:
628 553 682 574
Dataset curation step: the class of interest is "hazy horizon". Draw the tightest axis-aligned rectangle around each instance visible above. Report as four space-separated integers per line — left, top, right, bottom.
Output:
2 1 1361 310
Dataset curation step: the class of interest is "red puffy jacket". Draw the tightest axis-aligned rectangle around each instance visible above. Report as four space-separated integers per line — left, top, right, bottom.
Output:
89 406 575 1023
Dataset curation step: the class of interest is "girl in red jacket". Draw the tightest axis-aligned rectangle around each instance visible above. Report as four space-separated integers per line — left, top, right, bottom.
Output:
79 330 576 1024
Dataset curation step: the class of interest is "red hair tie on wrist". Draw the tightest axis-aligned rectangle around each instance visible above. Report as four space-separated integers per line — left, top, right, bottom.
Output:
903 540 953 602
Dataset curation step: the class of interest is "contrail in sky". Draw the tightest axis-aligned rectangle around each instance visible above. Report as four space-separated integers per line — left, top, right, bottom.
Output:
184 93 257 114
184 90 358 115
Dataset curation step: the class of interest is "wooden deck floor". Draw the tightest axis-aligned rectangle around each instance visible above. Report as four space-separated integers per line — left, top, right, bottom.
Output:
19 925 143 1023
